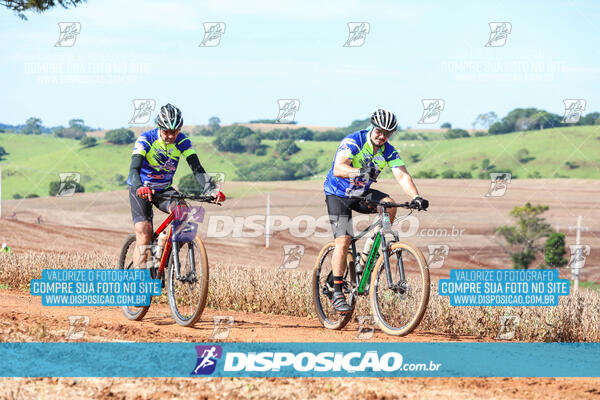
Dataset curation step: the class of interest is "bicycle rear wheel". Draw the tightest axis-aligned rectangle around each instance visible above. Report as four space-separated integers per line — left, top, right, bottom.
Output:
118 234 151 321
312 243 356 330
167 236 209 327
369 242 430 336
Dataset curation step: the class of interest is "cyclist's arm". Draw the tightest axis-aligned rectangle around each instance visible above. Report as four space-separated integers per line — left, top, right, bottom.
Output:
185 154 212 192
391 166 420 199
128 154 144 190
333 155 360 178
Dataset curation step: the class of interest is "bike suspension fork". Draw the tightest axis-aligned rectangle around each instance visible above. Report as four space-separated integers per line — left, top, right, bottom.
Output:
172 241 181 279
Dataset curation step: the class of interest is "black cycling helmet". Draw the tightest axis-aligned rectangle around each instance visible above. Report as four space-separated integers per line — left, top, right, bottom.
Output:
370 109 398 132
156 103 183 130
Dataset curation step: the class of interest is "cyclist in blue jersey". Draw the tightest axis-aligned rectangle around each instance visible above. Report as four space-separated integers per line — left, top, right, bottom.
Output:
324 109 429 314
127 103 225 267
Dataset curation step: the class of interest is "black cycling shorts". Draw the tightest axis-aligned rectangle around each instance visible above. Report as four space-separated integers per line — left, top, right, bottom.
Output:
325 189 390 238
129 186 180 225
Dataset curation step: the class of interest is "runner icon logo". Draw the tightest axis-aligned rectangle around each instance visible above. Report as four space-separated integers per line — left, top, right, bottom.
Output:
66 315 89 340
191 345 223 375
496 315 520 340
485 173 511 197
418 99 445 124
426 244 450 269
199 23 226 47
485 22 512 47
343 22 370 47
55 22 81 47
275 99 300 124
129 99 156 124
280 245 305 269
562 99 586 124
210 316 234 340
568 245 591 270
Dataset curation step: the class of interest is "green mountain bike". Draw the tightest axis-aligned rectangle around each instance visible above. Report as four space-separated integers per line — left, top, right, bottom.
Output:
312 199 430 336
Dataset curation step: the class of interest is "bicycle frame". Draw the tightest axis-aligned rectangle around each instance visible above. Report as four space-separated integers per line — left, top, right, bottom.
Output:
152 202 194 280
349 205 404 296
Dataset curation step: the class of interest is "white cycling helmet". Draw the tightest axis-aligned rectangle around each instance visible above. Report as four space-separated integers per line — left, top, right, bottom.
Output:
156 103 183 131
371 109 398 132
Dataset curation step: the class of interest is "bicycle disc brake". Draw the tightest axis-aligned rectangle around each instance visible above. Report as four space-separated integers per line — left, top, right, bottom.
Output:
390 280 409 296
179 270 197 284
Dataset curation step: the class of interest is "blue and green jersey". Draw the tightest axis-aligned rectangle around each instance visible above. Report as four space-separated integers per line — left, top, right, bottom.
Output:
126 128 196 190
324 129 405 198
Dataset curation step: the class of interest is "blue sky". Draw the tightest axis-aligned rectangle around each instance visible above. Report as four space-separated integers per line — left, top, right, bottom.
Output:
1 0 599 129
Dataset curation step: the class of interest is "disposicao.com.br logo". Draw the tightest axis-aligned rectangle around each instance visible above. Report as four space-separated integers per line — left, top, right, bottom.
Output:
193 349 442 375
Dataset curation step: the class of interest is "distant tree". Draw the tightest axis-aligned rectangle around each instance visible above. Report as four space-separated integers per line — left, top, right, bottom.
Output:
544 232 568 268
2 0 87 20
516 148 533 164
579 112 600 126
440 122 452 129
236 158 318 181
242 134 263 154
444 129 469 139
22 117 42 135
292 127 314 141
313 130 346 141
208 116 221 131
192 126 214 136
472 112 498 130
478 158 496 178
495 203 553 269
105 128 135 145
564 161 579 170
213 125 255 153
441 169 455 179
530 111 554 130
414 169 439 178
12 193 22 199
80 136 97 148
488 121 511 135
57 127 86 139
114 174 127 186
178 174 203 194
0 146 7 160
408 153 421 163
275 138 300 157
49 180 85 196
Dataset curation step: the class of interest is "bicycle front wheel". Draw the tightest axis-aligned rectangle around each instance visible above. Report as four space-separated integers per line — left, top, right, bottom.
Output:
369 242 430 336
312 242 356 330
167 236 209 327
117 234 151 321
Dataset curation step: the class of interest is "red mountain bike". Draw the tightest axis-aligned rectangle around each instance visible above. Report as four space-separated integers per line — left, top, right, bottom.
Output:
117 193 221 327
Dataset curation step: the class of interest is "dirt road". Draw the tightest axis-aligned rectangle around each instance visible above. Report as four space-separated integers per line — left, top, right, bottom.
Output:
2 290 600 399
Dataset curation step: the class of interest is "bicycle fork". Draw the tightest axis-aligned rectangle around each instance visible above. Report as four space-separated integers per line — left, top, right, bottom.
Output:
172 241 197 283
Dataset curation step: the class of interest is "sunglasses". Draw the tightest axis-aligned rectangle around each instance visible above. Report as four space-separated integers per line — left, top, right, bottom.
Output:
160 129 180 135
373 128 394 138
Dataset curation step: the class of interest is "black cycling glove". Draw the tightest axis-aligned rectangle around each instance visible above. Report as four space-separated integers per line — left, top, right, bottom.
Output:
410 196 429 210
359 165 378 182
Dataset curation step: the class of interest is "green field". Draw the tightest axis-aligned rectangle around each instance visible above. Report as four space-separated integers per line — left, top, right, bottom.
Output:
1 125 599 199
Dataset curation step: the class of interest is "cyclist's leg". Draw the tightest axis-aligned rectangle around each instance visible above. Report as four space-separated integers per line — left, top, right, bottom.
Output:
325 195 354 313
325 195 354 275
357 189 396 221
129 186 154 267
153 187 185 214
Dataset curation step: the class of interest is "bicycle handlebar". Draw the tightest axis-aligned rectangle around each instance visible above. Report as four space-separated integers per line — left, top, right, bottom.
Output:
350 196 424 211
162 193 218 203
